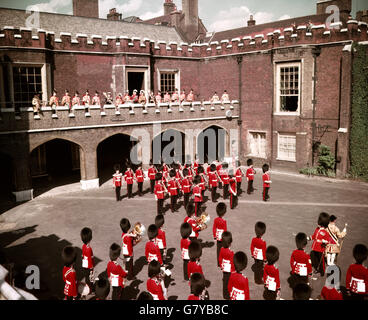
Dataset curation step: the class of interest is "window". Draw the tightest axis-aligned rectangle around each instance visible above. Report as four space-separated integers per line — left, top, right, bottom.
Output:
276 62 301 114
13 66 42 109
278 134 296 161
160 72 176 94
248 132 266 158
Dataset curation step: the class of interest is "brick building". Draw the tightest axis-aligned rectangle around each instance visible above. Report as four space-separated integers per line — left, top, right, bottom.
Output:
0 0 367 202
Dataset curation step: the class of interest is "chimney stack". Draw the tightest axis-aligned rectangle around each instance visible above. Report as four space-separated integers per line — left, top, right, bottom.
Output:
164 0 176 16
107 8 122 21
182 0 199 43
73 0 99 19
247 15 256 26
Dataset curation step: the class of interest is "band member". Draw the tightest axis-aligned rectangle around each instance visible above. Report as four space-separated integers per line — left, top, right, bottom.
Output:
307 212 331 277
187 89 194 103
229 174 238 209
49 90 59 113
147 260 167 300
219 231 235 300
92 91 101 105
210 91 220 103
131 89 139 103
162 162 169 182
326 215 347 266
107 243 127 300
168 169 180 213
197 166 207 199
32 93 41 114
221 90 230 102
220 163 230 199
235 161 244 195
250 221 267 285
188 240 204 279
213 202 227 267
80 227 94 293
209 163 222 202
184 203 202 241
246 159 256 194
154 173 167 215
61 90 71 111
171 89 179 103
145 224 163 265
185 163 194 183
138 90 147 105
346 244 368 300
154 215 167 264
263 246 281 300
135 165 145 196
72 91 81 106
124 165 134 198
262 164 271 201
148 161 157 193
228 251 250 300
193 175 203 217
188 273 206 300
123 90 131 103
180 89 186 104
113 165 123 201
180 222 192 281
181 168 192 210
155 91 162 104
62 246 78 300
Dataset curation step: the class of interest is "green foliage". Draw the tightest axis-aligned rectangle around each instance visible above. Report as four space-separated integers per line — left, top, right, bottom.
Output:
299 144 335 177
350 44 368 180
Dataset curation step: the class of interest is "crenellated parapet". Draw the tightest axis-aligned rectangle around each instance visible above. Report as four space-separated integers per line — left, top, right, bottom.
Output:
0 101 239 132
1 21 367 58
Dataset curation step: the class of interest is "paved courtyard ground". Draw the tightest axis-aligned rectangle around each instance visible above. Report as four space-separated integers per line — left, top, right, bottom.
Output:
1 171 368 300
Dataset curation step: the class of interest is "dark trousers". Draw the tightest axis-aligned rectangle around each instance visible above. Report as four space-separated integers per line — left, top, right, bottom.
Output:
288 273 309 289
230 194 238 209
115 186 121 201
263 187 270 201
183 259 189 281
211 186 217 202
127 184 133 198
138 182 143 195
350 292 366 300
150 180 155 193
112 286 124 300
160 249 166 264
237 181 242 195
223 272 231 300
223 184 229 199
247 180 254 194
157 199 164 215
183 193 190 210
170 195 178 212
263 288 277 300
216 240 222 267
124 255 134 280
195 202 202 217
82 268 94 292
252 259 264 285
310 250 325 276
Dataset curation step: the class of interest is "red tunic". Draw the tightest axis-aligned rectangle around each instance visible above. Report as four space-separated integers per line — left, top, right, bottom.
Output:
188 294 200 300
167 179 179 196
113 173 123 187
235 168 243 182
184 216 200 238
246 167 255 181
121 232 133 257
124 169 134 185
290 249 313 276
63 266 77 297
154 183 165 200
228 272 250 300
213 217 227 241
311 227 331 252
147 278 165 300
199 175 206 191
82 244 94 269
145 240 163 265
181 238 191 260
193 185 202 202
181 177 191 194
208 171 219 188
188 260 203 278
148 166 157 180
107 261 127 288
346 263 368 294
262 172 270 188
321 286 343 300
250 237 267 261
263 264 281 291
155 228 166 250
219 247 235 273
221 171 229 185
229 178 237 196
135 169 144 183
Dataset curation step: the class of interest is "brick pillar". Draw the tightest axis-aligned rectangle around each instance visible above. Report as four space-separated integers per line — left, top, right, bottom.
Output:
12 143 33 202
80 146 99 189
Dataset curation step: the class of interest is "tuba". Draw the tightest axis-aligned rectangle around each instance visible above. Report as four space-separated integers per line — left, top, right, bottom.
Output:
196 212 210 230
130 222 146 244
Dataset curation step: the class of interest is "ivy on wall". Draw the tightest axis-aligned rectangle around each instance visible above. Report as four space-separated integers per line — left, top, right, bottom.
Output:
350 43 368 180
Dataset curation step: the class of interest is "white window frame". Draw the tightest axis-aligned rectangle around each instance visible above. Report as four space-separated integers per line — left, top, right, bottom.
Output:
247 130 267 159
157 68 180 95
277 133 296 162
275 61 301 116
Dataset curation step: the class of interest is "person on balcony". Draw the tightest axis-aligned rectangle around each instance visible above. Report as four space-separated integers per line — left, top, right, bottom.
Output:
61 90 71 111
72 91 81 107
82 90 91 113
163 91 171 104
210 92 220 103
32 92 41 115
92 91 101 106
180 89 186 104
187 89 195 103
171 89 179 103
221 90 230 103
49 90 59 114
131 89 139 104
123 90 131 104
155 91 162 105
138 90 147 105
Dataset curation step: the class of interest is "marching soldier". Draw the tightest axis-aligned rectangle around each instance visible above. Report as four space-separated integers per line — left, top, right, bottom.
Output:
124 165 134 199
135 165 145 196
113 165 123 201
154 173 167 215
148 161 158 193
235 161 244 196
61 90 71 111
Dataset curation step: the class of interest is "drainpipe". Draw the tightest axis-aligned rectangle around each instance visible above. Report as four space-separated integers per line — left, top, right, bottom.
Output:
236 56 243 161
311 46 321 166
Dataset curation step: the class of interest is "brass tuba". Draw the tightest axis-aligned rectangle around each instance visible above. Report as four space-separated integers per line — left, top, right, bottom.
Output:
196 212 210 230
130 222 146 244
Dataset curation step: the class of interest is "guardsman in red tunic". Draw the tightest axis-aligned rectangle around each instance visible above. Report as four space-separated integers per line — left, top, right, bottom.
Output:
148 161 157 193
209 163 223 202
113 165 123 201
162 162 169 183
145 224 163 265
124 165 134 198
219 232 235 300
197 166 207 199
346 244 368 300
235 160 244 195
188 273 206 300
262 164 271 201
251 221 267 285
181 168 192 210
192 175 203 217
168 169 179 213
263 246 281 300
228 252 250 300
154 215 167 263
180 89 186 104
81 227 94 293
246 159 256 194
147 260 167 300
107 243 127 300
135 165 145 196
213 202 227 266
220 163 230 199
229 174 238 209
180 222 192 281
184 203 202 240
72 91 81 107
62 246 78 300
61 90 71 111
154 173 166 215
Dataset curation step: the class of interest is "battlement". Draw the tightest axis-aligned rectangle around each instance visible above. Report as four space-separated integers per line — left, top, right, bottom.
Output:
0 101 239 133
0 21 367 58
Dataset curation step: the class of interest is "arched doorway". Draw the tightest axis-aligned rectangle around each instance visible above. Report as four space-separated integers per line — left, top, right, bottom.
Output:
30 139 82 196
197 125 227 164
152 129 186 165
97 134 138 185
0 152 15 211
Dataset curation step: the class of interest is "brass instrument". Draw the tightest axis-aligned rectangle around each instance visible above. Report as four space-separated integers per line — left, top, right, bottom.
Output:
129 222 146 244
196 212 210 230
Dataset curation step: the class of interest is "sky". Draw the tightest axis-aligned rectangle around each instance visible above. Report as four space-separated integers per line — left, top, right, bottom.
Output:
0 0 367 32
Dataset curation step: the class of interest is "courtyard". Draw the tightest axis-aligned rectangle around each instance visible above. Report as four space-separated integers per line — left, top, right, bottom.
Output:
0 170 368 300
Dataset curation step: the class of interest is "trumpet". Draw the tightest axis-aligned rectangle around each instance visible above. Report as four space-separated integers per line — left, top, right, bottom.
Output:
196 212 210 230
129 222 146 244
